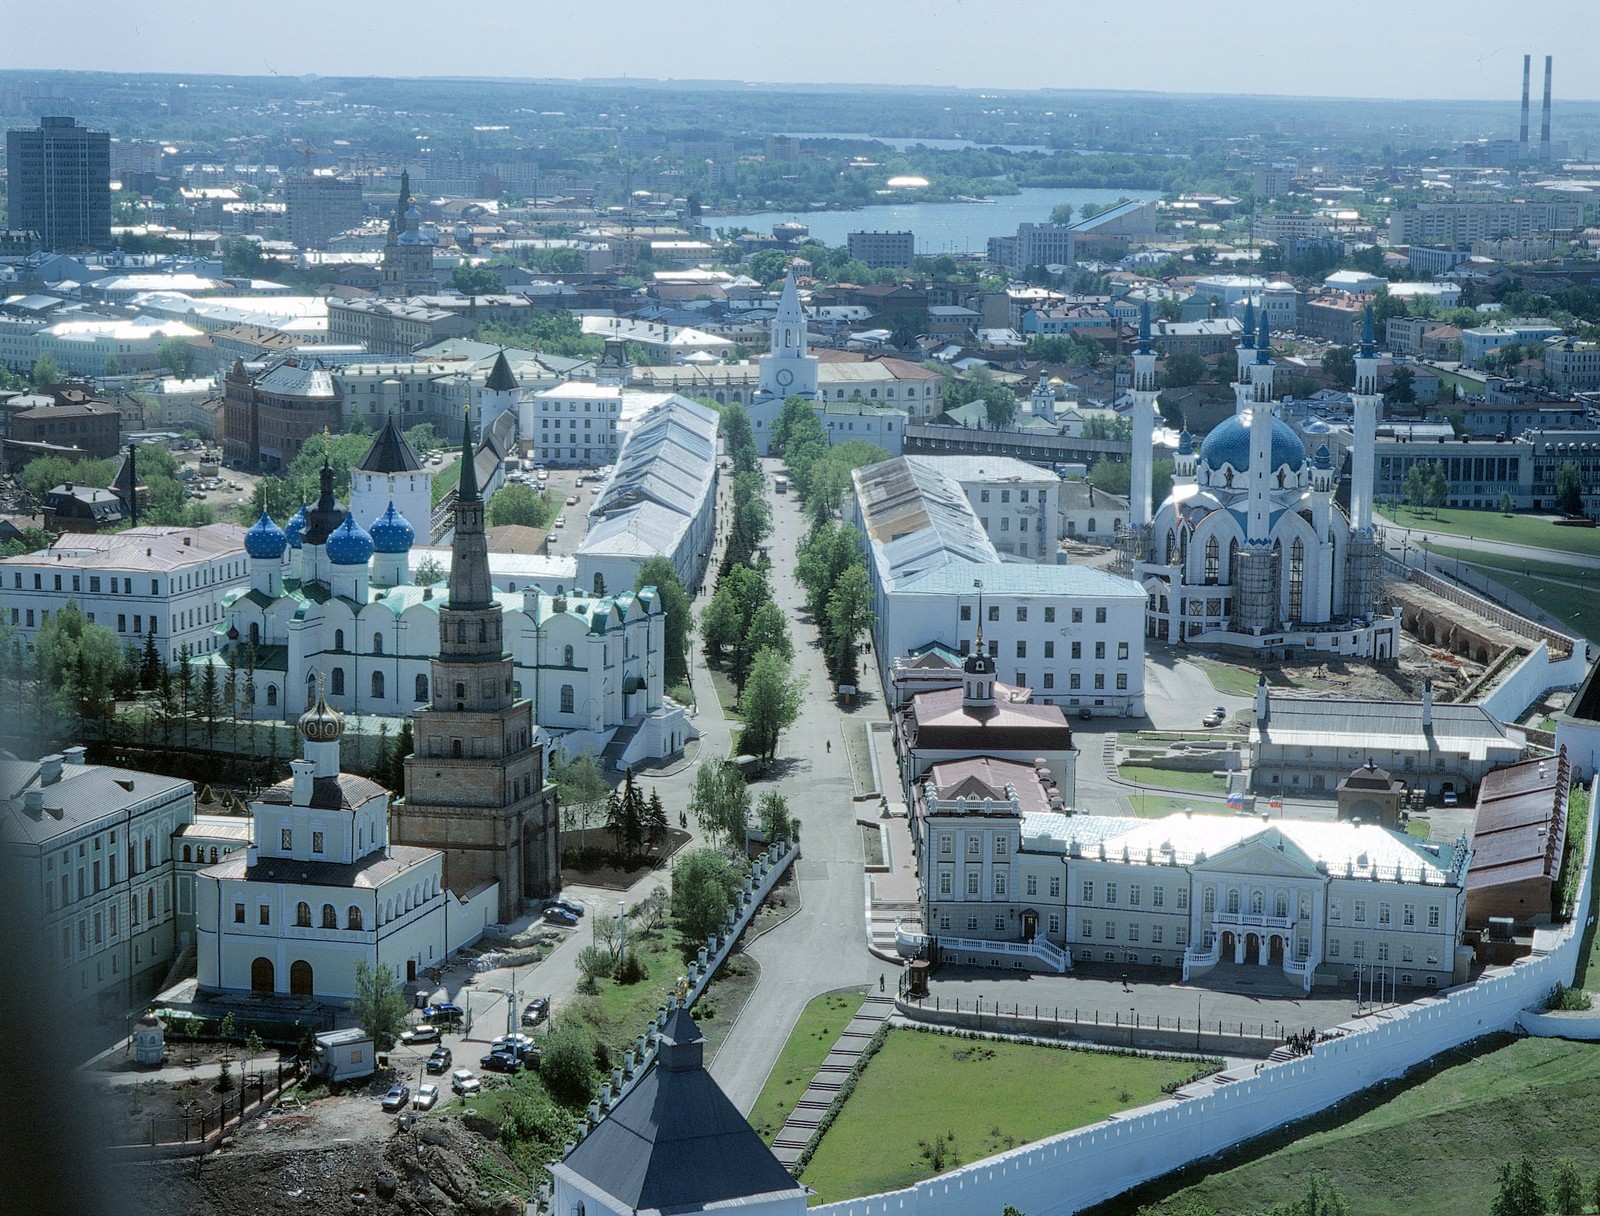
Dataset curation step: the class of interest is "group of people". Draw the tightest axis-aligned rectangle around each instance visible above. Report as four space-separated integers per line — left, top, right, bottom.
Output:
1284 1028 1320 1056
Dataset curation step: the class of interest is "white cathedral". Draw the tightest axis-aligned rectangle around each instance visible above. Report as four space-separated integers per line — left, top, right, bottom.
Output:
1126 304 1399 660
214 417 693 767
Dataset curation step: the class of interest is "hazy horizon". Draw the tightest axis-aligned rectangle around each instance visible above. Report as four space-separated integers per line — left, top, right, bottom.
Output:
5 0 1599 105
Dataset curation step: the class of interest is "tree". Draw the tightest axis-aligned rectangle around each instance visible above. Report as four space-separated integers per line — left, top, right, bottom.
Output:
198 660 222 748
747 249 792 285
1556 460 1584 516
646 788 669 848
606 769 648 861
1086 458 1131 497
31 601 129 745
1549 1159 1584 1216
688 760 750 853
552 750 610 849
451 264 504 295
1161 351 1206 389
487 482 557 529
405 423 443 458
1491 1155 1546 1216
1082 413 1133 441
413 555 445 586
1384 366 1417 406
1321 345 1355 389
1500 490 1516 516
391 719 413 795
30 354 64 388
635 556 692 685
671 847 744 956
756 790 798 843
158 337 192 377
825 563 874 677
539 1023 599 1106
348 961 410 1051
740 646 805 762
747 601 792 666
1048 203 1074 226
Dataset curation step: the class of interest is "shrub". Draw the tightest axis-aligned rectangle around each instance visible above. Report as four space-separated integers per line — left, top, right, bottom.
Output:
540 1024 599 1107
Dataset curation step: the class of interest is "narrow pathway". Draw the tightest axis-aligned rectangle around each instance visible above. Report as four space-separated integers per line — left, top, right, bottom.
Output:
769 993 896 1168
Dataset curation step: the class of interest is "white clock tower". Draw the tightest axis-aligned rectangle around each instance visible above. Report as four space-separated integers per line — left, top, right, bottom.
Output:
757 271 819 403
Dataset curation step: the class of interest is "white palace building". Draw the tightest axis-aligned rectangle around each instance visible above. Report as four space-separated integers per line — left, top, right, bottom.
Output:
1124 304 1399 660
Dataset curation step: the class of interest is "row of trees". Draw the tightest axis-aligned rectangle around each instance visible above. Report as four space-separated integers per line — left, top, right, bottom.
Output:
794 520 875 689
686 759 797 855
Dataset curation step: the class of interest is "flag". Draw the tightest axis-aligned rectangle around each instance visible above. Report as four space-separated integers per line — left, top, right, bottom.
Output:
1269 799 1283 810
1226 790 1244 808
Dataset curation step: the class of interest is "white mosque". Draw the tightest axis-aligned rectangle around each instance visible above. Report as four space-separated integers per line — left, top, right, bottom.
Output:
1126 304 1398 660
216 418 692 767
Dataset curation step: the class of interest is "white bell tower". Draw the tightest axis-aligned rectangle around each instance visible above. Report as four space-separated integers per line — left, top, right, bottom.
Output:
757 271 819 403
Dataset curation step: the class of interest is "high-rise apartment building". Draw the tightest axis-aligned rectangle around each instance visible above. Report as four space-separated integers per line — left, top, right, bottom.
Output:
285 174 364 249
6 116 111 251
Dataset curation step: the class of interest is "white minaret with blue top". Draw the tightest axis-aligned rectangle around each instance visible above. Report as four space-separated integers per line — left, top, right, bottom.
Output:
1247 311 1275 545
245 511 289 597
1130 302 1158 530
1351 304 1379 534
369 501 415 588
1235 298 1256 384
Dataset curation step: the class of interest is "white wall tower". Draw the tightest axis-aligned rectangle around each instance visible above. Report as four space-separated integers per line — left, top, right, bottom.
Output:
757 271 819 403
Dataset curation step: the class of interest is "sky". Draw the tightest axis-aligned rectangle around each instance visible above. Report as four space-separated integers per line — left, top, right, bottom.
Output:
3 0 1599 103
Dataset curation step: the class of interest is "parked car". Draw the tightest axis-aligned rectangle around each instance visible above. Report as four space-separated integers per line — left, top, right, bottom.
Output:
544 907 579 927
425 1047 453 1074
381 1083 411 1112
480 1050 522 1074
1442 788 1459 806
399 1024 441 1045
413 1083 440 1111
565 495 579 506
1203 708 1227 728
554 515 567 528
450 1068 481 1096
491 1033 538 1060
421 1003 465 1026
521 998 549 1027
552 899 585 918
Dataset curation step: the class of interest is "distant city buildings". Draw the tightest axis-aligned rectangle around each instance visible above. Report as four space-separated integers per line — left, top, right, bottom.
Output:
5 116 111 252
847 230 916 269
286 174 365 250
1388 200 1583 246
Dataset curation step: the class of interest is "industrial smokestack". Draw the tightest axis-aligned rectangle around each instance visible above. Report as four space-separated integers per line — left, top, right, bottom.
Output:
1520 54 1531 146
1541 55 1552 159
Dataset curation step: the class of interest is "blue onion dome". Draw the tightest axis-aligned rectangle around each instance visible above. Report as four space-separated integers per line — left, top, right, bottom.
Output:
1198 412 1307 474
369 501 415 554
284 503 309 549
244 510 288 560
1314 443 1332 470
326 512 375 567
1178 429 1194 456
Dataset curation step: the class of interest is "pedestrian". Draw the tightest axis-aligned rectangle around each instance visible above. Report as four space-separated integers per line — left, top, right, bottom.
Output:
879 973 885 992
826 740 831 752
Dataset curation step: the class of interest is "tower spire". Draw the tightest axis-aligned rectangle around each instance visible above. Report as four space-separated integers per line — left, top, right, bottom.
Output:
1359 303 1376 360
457 408 479 502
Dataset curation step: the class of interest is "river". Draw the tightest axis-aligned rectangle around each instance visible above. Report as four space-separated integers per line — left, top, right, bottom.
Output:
705 186 1163 256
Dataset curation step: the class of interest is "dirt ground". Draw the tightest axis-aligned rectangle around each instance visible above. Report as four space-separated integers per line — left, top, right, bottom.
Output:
1248 634 1485 704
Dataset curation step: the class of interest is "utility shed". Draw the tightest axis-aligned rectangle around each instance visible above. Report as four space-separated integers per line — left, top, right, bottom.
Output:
1465 750 1569 926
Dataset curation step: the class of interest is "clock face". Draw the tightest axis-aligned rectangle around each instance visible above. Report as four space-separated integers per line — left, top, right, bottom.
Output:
775 368 794 387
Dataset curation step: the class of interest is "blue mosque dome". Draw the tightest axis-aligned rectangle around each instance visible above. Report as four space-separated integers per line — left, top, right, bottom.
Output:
1198 412 1307 474
326 512 375 567
369 501 415 554
284 503 309 550
244 511 288 560
1314 443 1332 470
1178 429 1194 456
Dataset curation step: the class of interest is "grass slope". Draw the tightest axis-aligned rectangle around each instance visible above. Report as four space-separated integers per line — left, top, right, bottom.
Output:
1422 546 1600 645
1119 764 1229 795
799 1030 1203 1204
1387 505 1600 557
748 989 868 1143
1129 1036 1600 1216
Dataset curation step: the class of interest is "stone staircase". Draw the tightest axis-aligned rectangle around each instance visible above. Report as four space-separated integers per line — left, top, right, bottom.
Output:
770 994 896 1168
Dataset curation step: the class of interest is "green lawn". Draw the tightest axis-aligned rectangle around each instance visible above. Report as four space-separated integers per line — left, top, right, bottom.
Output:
563 931 688 1056
748 989 867 1142
1405 818 1432 840
1420 547 1600 645
1128 792 1227 819
1188 657 1261 697
799 1031 1206 1204
706 665 745 722
1128 1037 1600 1216
1387 504 1600 558
1119 764 1230 796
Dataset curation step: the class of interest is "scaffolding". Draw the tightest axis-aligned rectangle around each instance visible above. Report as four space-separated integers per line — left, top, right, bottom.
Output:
1232 547 1277 634
1343 533 1381 623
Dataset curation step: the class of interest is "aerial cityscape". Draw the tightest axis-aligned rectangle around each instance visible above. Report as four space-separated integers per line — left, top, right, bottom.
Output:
5 7 1600 1215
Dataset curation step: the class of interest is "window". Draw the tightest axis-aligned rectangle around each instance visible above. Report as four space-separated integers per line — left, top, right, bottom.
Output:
967 917 979 931
1095 607 1107 623
1044 607 1055 623
322 904 337 928
1071 608 1083 623
1354 901 1367 924
1379 903 1392 926
968 837 981 855
1094 674 1105 690
1129 884 1141 907
1044 641 1055 658
334 629 345 651
1403 903 1416 927
373 633 384 655
312 831 324 854
371 671 385 698
1105 923 1116 941
1428 905 1440 928
1117 673 1128 690
1152 925 1164 943
960 605 971 621
1353 941 1365 960
1049 876 1061 898
1082 880 1094 901
1016 607 1027 622
993 873 1007 896
296 902 311 927
1043 673 1054 689
1177 926 1189 946
348 906 363 930
1016 641 1026 658
966 872 980 896
281 828 292 851
563 644 574 666
1377 941 1390 961
1128 924 1139 942
940 834 952 855
987 605 998 623
1094 641 1105 659
994 836 1008 856
1203 887 1215 914
1071 642 1082 659
1106 882 1118 905
1049 914 1060 934
1070 673 1081 690
1117 642 1129 660
939 873 952 896
331 667 345 695
1402 944 1414 963
415 674 429 702
1026 875 1037 896
1153 886 1165 908
1330 902 1342 921
267 684 278 707
1330 939 1341 959
560 685 575 713
1082 920 1093 938
258 904 270 925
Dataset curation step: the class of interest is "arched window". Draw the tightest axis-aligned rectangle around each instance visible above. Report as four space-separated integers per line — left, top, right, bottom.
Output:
1226 538 1238 584
1165 530 1179 564
147 889 155 919
456 620 466 644
415 674 428 702
1275 892 1288 919
266 683 278 707
331 667 345 696
305 674 316 708
371 671 385 699
563 644 574 667
209 847 218 863
248 622 260 645
373 632 384 655
452 739 462 758
561 684 575 714
334 629 345 651
479 619 488 643
1087 516 1097 534
322 904 337 929
1226 888 1240 914
1288 538 1305 622
1203 887 1216 914
296 901 311 927
144 838 153 869
593 573 605 596
454 681 465 701
1204 537 1219 584
1250 890 1264 915
347 906 363 930
182 845 191 862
